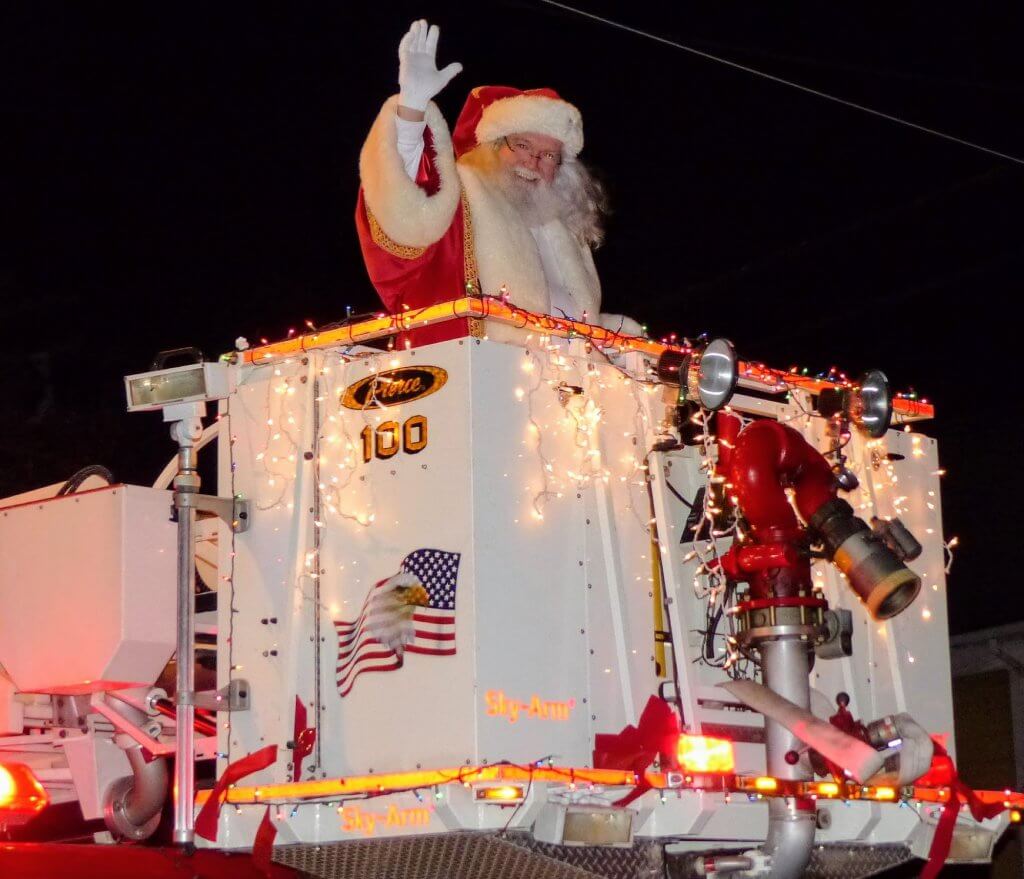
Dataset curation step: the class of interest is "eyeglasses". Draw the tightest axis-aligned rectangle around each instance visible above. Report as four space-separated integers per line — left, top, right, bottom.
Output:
503 136 562 167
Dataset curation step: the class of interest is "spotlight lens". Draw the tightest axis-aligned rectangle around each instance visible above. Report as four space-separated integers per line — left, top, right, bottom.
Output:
856 369 893 439
696 339 738 411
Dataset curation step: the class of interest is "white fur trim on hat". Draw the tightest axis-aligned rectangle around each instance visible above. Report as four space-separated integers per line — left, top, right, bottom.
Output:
359 96 461 247
476 94 583 158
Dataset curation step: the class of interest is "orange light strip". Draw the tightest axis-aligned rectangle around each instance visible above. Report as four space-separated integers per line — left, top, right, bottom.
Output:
242 298 672 362
239 298 933 420
960 788 1024 809
732 776 904 802
193 760 1024 815
194 764 643 806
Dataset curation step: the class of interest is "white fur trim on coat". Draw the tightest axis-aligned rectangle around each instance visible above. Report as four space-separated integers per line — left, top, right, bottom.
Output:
456 162 602 319
359 96 461 247
457 162 549 314
476 94 583 158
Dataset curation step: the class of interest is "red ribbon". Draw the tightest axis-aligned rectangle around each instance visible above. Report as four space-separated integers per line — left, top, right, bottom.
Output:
920 743 1007 879
291 696 316 783
252 806 278 875
195 744 279 842
593 695 680 806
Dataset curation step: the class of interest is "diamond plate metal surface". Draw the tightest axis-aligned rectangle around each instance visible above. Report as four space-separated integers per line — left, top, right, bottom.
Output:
665 843 916 879
273 833 916 879
273 832 620 879
805 844 916 878
503 832 664 879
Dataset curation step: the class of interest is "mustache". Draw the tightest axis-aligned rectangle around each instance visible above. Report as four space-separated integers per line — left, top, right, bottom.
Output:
512 166 542 182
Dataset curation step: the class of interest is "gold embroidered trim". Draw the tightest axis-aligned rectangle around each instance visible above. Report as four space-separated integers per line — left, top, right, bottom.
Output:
461 189 481 295
366 206 427 260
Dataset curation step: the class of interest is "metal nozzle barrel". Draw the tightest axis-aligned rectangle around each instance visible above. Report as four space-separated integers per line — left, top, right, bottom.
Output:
810 499 921 620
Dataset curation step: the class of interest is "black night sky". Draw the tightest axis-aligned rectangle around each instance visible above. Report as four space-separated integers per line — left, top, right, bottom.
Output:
5 3 1022 635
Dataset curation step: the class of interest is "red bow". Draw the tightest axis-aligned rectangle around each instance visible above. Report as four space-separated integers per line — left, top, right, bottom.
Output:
593 695 680 806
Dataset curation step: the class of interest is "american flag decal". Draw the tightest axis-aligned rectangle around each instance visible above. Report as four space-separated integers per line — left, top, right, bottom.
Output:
335 549 460 698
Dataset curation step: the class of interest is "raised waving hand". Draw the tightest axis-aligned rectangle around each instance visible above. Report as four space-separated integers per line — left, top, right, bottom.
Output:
398 19 463 112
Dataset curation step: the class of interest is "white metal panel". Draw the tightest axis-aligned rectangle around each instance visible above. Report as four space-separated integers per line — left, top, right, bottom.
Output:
874 429 955 747
583 354 668 734
62 732 131 820
219 355 311 775
317 341 478 775
0 671 23 734
0 485 175 692
470 340 591 767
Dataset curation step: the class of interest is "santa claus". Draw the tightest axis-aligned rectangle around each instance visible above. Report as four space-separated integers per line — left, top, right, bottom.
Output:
356 19 641 346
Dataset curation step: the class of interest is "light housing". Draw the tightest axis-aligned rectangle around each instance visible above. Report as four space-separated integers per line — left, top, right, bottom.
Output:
816 369 893 439
656 338 738 412
0 761 49 823
563 808 633 846
677 734 736 774
474 784 525 803
853 369 893 438
533 803 634 847
125 360 234 413
697 339 739 410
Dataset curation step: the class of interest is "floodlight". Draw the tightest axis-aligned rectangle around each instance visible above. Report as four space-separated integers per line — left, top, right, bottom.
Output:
853 369 893 439
125 361 234 413
697 338 738 410
656 337 738 412
816 369 893 439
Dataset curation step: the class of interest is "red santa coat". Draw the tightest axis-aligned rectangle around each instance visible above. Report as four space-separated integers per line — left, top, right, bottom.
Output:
355 96 602 348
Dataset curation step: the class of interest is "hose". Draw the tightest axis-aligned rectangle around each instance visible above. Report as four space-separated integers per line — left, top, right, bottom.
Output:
56 464 115 496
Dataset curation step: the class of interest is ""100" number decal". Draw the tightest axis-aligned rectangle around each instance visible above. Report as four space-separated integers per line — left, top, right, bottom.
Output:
360 415 428 462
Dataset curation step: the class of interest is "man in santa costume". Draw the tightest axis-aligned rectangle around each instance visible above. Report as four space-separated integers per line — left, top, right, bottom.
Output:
356 19 641 346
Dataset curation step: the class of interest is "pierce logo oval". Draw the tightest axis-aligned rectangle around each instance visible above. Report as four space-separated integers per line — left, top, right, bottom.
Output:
341 366 448 410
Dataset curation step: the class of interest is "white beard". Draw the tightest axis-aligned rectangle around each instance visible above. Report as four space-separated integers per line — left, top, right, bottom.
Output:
463 146 569 231
492 166 566 229
455 145 604 321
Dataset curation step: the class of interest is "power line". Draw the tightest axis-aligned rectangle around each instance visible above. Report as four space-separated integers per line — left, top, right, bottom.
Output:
537 0 1024 167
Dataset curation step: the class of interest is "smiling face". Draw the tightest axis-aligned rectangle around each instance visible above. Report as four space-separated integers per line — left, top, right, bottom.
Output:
497 131 564 185
462 129 605 243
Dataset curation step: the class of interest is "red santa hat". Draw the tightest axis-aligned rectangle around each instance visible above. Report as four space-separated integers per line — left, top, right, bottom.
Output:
452 85 584 160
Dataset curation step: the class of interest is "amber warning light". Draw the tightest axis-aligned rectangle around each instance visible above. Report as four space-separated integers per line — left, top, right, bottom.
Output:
0 762 49 822
474 785 526 803
677 735 736 774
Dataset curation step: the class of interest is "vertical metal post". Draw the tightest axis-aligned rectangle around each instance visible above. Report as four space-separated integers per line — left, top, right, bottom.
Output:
172 422 200 846
759 638 816 878
760 639 812 781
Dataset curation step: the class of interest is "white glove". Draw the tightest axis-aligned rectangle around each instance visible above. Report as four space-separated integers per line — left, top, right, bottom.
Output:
398 19 463 112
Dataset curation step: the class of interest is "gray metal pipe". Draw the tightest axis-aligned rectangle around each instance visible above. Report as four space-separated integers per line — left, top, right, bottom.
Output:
758 638 816 878
760 639 812 781
694 854 755 875
762 798 816 877
103 747 169 840
123 747 169 827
